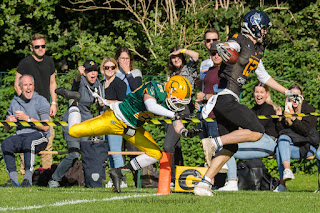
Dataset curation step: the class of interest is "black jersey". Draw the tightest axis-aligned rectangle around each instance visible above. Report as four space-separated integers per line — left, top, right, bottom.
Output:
218 33 265 96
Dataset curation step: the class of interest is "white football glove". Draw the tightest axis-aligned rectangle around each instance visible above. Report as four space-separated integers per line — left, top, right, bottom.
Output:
91 91 110 106
285 90 304 104
216 43 232 62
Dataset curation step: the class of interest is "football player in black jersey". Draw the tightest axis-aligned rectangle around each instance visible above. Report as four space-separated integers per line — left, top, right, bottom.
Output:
194 10 303 196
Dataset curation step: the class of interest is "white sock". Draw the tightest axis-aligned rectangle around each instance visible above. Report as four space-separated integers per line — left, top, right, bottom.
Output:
130 154 159 171
68 106 81 129
199 175 212 186
213 136 223 148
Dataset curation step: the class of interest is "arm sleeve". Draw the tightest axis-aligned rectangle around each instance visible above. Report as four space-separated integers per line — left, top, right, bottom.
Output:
227 41 241 52
255 60 271 84
144 98 175 119
127 69 142 91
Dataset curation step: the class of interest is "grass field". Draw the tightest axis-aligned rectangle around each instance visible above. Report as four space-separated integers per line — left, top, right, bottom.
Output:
0 173 319 212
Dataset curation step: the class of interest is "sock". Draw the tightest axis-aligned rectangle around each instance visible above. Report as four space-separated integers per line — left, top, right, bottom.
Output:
24 170 33 183
68 106 81 129
213 136 223 148
9 171 19 185
199 175 212 186
126 154 159 171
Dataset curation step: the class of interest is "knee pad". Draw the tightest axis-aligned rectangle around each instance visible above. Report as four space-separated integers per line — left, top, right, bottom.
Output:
68 106 81 130
224 144 238 154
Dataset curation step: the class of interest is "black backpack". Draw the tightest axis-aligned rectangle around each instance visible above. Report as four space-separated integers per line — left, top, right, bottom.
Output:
237 159 279 191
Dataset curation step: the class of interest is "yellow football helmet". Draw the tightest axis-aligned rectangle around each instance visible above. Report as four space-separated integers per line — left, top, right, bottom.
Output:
165 76 192 112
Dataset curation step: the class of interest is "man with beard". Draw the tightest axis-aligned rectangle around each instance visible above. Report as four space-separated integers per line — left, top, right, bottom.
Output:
1 75 50 187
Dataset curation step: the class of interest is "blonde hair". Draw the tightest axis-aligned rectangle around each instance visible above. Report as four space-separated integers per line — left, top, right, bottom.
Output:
100 57 118 75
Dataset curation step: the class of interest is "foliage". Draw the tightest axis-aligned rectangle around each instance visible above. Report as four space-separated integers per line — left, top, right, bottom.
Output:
0 0 320 174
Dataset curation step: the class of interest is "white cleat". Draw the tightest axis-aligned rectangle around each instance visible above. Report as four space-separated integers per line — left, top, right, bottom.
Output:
201 137 218 167
283 168 295 181
193 181 214 196
217 180 238 191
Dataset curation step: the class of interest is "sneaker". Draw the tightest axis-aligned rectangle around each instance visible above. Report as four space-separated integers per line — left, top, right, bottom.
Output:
55 88 81 101
109 168 123 193
0 179 20 187
217 180 238 191
48 179 60 188
21 179 32 187
273 184 286 192
201 137 218 167
219 163 228 173
120 180 128 188
193 181 214 196
105 179 113 188
283 168 295 181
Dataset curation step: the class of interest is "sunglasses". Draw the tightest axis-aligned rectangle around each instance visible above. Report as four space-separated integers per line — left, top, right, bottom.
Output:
206 39 218 43
209 50 218 56
33 45 46 49
104 66 116 71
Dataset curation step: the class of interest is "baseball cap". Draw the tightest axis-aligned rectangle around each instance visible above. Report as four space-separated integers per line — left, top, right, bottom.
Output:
83 60 98 72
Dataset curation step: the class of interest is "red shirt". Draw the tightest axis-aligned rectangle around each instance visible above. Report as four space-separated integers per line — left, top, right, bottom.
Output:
203 66 219 118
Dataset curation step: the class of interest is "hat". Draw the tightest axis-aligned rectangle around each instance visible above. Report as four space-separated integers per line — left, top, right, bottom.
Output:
209 40 220 52
83 60 98 72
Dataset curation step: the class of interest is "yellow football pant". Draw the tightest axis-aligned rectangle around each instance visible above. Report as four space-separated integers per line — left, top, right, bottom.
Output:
69 109 162 160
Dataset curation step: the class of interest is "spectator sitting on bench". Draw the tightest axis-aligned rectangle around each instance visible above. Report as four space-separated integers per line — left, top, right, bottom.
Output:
1 74 50 187
218 82 279 191
274 85 320 192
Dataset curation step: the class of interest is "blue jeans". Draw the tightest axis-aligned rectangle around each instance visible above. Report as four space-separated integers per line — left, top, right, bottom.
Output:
197 112 219 139
52 140 80 181
276 134 319 178
105 135 124 169
226 133 277 180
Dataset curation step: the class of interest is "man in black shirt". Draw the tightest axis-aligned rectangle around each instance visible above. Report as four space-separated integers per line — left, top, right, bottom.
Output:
194 10 302 196
14 33 57 170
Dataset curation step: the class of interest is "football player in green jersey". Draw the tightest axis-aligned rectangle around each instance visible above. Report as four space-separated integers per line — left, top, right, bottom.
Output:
68 75 201 192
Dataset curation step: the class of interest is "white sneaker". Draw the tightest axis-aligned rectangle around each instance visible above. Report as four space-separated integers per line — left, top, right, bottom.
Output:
105 179 113 188
273 184 286 192
217 180 238 191
120 180 128 188
106 179 127 188
219 163 228 173
193 181 214 196
48 179 60 188
201 137 218 167
283 169 295 181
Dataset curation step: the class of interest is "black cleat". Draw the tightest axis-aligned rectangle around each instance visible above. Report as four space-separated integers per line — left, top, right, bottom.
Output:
109 168 123 193
55 88 81 102
21 179 32 187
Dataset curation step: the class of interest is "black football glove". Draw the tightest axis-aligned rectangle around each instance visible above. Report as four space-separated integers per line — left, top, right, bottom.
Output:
186 128 203 138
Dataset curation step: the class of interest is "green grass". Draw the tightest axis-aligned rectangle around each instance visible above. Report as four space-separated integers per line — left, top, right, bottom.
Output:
0 173 319 212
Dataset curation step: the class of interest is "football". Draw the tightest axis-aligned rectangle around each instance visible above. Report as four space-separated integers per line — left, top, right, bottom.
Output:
227 48 239 64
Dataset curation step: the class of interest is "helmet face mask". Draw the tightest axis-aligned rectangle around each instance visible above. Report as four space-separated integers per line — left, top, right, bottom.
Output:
165 76 192 112
242 10 272 44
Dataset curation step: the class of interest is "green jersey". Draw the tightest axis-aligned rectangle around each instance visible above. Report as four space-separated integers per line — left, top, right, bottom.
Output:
118 80 168 128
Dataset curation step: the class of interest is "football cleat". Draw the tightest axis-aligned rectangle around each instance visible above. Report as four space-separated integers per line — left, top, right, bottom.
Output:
55 88 81 102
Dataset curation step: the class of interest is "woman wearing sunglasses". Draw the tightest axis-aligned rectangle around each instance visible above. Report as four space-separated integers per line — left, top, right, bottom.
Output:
100 57 127 188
